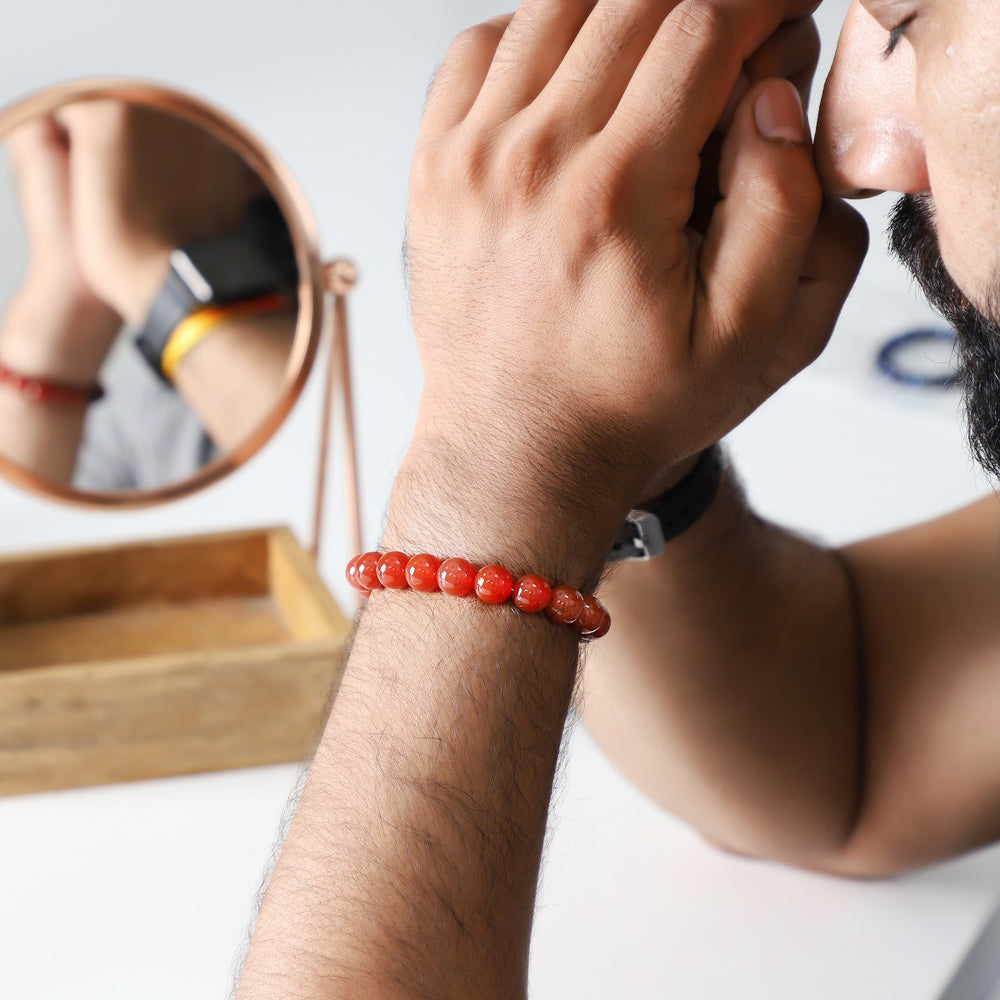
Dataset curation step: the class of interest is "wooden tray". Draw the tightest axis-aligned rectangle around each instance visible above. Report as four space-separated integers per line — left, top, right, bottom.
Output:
0 526 352 796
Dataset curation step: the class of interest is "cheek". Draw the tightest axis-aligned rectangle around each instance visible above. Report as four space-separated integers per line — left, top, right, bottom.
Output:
927 154 1000 313
920 28 1000 309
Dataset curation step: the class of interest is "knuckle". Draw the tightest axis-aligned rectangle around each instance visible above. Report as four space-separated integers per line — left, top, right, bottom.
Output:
447 20 506 60
564 164 632 248
507 0 545 26
499 125 559 201
668 0 731 53
749 168 822 227
799 17 821 69
434 20 506 87
761 16 820 76
408 141 441 204
411 126 517 214
587 4 642 65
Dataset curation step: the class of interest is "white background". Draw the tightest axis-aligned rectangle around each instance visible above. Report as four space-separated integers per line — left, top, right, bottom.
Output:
3 1 1000 998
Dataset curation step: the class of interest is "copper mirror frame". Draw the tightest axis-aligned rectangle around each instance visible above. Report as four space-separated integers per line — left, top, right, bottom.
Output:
0 78 360 556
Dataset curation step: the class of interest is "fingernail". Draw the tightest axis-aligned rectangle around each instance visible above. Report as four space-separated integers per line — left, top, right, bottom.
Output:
754 80 808 143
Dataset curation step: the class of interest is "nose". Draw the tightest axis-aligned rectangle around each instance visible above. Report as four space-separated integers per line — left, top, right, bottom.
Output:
815 1 930 199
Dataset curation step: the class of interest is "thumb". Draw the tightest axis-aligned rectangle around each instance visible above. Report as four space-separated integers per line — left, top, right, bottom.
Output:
694 78 823 368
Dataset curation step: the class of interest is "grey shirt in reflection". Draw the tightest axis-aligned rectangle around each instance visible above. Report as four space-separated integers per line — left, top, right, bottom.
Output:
73 344 218 491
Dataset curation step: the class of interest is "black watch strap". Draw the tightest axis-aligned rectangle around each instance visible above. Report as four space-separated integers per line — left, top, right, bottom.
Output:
133 194 299 384
609 445 725 562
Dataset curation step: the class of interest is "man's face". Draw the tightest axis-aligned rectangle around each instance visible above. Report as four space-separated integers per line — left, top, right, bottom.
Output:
817 0 1000 476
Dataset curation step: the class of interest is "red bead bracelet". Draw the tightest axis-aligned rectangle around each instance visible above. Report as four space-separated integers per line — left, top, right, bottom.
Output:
346 551 611 641
0 361 104 407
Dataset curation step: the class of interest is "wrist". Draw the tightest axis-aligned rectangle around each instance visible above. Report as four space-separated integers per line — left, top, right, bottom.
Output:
99 248 172 328
386 434 630 591
611 446 726 561
637 453 704 507
0 280 120 384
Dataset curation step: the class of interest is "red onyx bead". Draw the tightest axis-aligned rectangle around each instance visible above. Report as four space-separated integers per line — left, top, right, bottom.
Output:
580 609 612 641
574 594 606 634
438 558 477 597
356 552 384 592
513 574 553 614
345 554 364 590
405 553 441 592
376 551 410 590
545 585 585 625
475 564 515 604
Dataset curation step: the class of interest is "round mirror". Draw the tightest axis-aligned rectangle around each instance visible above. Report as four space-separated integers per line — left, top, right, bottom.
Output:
0 80 324 507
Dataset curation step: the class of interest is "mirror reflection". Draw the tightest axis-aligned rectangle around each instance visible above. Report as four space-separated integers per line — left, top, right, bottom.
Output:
0 98 299 494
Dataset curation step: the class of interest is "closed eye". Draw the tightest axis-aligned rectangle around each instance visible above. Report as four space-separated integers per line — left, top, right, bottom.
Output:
883 15 915 59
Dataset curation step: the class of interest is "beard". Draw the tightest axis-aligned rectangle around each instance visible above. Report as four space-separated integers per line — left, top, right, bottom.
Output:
888 194 1000 479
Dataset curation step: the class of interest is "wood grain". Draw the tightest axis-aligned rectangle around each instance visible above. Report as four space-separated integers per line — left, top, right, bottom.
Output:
0 596 291 671
0 528 271 624
0 642 346 795
269 525 351 641
0 527 350 796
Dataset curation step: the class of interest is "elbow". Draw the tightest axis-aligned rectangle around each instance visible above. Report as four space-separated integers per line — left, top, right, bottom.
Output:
694 817 921 882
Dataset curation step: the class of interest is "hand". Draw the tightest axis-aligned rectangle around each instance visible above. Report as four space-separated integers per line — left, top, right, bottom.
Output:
644 10 838 501
0 116 121 383
406 0 867 533
56 100 252 326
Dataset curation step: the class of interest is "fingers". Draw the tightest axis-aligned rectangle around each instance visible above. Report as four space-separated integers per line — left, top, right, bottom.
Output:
738 198 868 412
781 197 869 366
602 1 795 159
695 79 822 365
429 0 825 146
421 15 514 134
475 0 596 117
539 0 684 135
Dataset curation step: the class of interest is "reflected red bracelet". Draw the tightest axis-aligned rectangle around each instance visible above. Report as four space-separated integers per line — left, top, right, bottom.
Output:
346 551 611 641
0 361 103 407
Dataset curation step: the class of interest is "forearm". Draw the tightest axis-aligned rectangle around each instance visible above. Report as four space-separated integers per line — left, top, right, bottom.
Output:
583 461 862 865
234 0 872 984
236 447 619 998
0 388 85 485
170 312 296 450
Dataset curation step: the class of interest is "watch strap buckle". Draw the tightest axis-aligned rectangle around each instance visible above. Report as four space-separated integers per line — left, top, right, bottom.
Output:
609 510 667 563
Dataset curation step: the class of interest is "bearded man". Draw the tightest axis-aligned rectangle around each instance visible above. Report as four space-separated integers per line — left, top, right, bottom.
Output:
236 3 1000 997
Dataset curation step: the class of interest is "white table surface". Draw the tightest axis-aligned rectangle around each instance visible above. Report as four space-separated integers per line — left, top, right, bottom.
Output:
4 1 1000 997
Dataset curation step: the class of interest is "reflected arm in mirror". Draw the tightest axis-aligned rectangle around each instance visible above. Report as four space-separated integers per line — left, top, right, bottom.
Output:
167 304 297 452
55 102 300 455
104 238 298 453
0 116 122 485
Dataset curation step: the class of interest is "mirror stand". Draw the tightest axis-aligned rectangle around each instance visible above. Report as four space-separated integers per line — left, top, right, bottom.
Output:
312 258 362 569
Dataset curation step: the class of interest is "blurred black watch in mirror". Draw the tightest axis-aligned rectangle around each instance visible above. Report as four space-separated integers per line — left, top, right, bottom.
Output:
134 194 298 382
